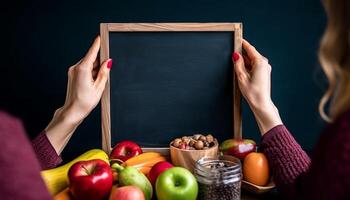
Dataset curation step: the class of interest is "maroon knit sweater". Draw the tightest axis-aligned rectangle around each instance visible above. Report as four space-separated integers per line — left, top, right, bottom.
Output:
262 110 350 199
0 112 53 200
32 131 62 170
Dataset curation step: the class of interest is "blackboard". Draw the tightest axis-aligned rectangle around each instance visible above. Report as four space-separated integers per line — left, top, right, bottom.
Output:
100 23 242 152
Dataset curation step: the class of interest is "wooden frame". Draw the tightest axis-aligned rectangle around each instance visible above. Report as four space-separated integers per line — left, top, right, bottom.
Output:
100 23 243 154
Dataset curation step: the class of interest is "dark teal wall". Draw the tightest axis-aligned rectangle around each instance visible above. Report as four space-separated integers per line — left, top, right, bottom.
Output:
1 0 326 160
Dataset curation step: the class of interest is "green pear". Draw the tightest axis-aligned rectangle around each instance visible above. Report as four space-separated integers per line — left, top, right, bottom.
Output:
111 163 153 200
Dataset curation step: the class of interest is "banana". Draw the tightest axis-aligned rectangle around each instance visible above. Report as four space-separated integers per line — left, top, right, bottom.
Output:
41 149 109 195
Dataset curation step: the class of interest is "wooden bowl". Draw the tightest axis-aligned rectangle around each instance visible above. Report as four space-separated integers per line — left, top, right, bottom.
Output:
169 140 219 173
242 178 276 194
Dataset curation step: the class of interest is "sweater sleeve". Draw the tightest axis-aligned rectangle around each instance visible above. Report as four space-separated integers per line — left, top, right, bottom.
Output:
261 125 311 189
262 116 350 199
32 131 62 170
0 111 52 200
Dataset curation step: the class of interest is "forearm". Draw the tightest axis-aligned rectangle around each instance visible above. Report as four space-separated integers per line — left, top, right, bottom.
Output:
249 101 311 196
45 106 81 155
249 100 283 135
32 106 79 169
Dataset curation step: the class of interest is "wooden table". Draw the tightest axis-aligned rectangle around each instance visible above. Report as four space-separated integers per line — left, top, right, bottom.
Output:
241 190 279 200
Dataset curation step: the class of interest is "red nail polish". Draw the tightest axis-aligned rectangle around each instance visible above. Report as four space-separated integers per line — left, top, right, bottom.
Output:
232 52 240 62
107 59 113 69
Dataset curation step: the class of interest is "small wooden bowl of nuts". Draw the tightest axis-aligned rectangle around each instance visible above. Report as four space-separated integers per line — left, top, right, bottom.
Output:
170 134 219 173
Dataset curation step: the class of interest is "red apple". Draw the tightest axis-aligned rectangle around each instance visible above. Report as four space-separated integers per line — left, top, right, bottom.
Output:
148 161 174 186
110 140 142 161
68 159 113 200
109 185 145 200
220 139 256 160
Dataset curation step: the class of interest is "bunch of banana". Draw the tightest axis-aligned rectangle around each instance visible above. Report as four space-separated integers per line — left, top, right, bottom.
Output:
41 149 109 195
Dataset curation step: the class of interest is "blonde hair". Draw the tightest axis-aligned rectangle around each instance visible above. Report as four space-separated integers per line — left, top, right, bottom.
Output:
318 0 350 122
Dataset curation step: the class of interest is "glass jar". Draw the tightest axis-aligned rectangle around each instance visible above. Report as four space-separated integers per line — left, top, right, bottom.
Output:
194 155 242 200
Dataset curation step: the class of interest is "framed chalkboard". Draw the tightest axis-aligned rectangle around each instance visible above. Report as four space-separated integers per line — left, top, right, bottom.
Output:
100 23 242 154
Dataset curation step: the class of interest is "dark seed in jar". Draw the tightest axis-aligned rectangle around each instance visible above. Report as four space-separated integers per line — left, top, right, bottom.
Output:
197 182 240 200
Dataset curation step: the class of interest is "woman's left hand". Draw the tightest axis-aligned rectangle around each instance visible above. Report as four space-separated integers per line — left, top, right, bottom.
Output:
45 36 112 154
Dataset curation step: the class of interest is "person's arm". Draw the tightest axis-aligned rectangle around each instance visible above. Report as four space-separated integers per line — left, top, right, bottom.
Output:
234 40 350 199
261 125 311 197
232 40 282 134
32 36 112 169
32 130 63 170
263 112 350 199
232 39 311 194
0 112 52 200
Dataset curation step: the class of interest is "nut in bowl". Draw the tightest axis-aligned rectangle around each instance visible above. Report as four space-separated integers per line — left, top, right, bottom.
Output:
169 134 219 173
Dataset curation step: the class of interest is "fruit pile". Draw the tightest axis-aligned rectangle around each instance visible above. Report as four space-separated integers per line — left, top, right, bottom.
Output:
42 136 271 200
42 141 198 200
171 134 216 150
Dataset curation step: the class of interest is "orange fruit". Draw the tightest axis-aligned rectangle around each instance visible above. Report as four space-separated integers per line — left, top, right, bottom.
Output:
243 152 270 186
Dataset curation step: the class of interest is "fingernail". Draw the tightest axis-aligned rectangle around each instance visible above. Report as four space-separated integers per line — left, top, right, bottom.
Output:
107 59 113 69
232 52 240 62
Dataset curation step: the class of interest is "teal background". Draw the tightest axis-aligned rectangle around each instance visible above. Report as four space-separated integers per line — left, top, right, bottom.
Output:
1 0 326 160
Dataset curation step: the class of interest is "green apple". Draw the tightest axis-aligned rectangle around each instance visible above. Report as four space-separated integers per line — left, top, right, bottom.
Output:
156 167 198 200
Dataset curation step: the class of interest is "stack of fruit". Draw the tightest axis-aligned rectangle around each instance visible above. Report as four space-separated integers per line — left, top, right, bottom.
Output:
41 135 271 200
220 138 270 187
41 140 199 200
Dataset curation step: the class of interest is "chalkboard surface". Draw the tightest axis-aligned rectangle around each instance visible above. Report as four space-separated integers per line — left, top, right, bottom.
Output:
108 31 234 147
99 23 242 150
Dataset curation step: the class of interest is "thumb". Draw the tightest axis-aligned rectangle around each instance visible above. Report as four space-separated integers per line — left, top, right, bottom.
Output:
95 59 112 92
232 52 249 84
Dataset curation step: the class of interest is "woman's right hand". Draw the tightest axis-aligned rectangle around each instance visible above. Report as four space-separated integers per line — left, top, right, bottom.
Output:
233 39 283 135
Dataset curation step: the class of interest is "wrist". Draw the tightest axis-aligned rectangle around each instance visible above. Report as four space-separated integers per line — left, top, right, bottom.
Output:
249 100 283 135
59 105 84 127
45 106 81 154
249 99 276 115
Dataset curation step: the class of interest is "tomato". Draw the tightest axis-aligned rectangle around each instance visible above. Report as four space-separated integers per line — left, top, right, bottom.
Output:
243 152 270 186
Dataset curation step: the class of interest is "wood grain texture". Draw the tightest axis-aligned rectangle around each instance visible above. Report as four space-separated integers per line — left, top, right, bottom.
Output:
100 23 243 152
100 23 111 154
233 23 243 139
107 23 240 32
